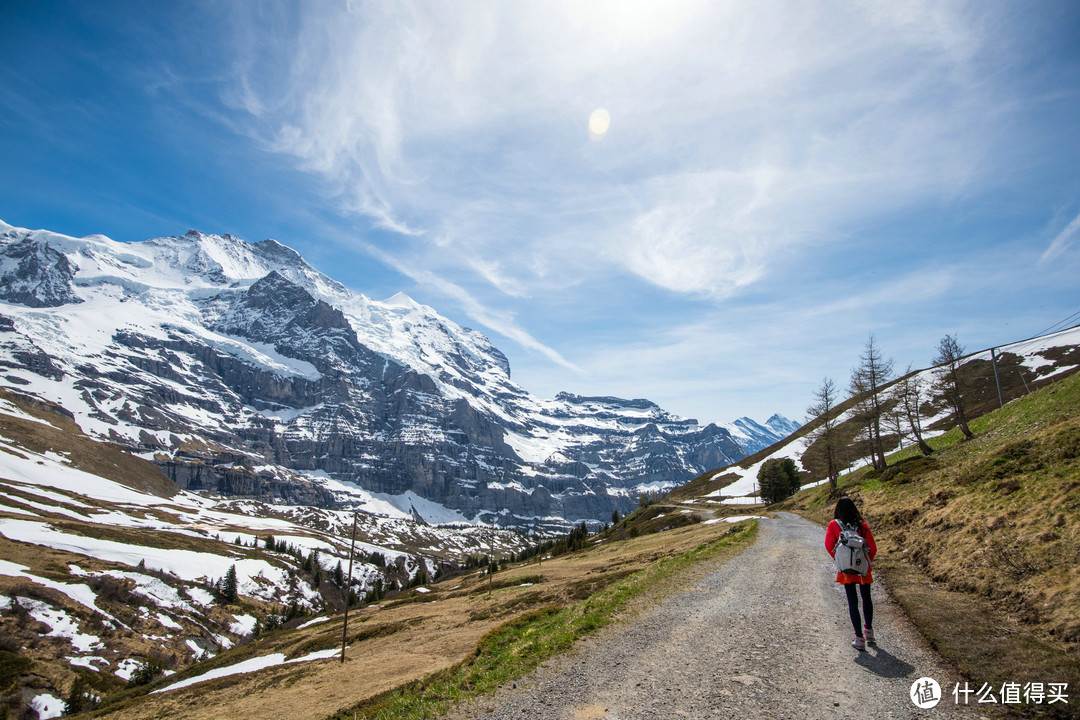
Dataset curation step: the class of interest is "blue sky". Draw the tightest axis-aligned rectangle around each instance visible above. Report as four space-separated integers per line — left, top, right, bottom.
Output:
2 1 1079 425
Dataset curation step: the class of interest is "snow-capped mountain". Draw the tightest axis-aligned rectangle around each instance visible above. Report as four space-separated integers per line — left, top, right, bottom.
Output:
0 221 797 525
722 414 803 456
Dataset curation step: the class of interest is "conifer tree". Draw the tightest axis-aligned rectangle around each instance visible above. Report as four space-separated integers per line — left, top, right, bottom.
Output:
806 376 842 493
220 564 238 603
850 334 893 471
757 458 799 504
64 676 93 714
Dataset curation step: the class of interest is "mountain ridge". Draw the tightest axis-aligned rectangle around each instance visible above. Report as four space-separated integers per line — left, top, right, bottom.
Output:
0 220 799 527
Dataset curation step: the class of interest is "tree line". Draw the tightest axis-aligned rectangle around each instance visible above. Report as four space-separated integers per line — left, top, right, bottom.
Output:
793 332 975 499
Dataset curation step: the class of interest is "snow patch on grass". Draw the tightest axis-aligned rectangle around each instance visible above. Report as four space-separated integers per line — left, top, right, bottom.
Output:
153 647 343 694
29 693 64 720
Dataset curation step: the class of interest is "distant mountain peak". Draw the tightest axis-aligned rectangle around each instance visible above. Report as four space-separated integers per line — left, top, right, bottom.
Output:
766 413 801 436
723 414 801 456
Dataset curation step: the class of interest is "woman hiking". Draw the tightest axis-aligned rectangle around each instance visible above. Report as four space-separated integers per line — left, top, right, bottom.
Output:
825 497 877 650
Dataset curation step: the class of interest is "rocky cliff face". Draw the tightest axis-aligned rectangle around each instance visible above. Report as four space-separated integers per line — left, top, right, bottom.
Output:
0 231 83 307
0 221 798 526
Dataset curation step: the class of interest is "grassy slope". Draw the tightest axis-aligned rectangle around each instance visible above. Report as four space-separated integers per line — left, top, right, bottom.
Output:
782 370 1080 716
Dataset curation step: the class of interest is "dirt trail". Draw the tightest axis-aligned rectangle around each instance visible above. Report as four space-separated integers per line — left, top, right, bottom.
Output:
449 513 985 720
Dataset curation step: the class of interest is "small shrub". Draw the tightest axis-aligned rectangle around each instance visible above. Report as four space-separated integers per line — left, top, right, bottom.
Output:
0 650 32 696
127 656 166 687
262 614 285 632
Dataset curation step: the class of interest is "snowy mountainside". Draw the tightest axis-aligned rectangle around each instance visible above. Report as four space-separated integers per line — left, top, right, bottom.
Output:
0 221 798 525
0 386 525 712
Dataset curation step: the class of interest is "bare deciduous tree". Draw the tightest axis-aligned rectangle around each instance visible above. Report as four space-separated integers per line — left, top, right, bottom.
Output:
933 333 974 439
895 365 933 455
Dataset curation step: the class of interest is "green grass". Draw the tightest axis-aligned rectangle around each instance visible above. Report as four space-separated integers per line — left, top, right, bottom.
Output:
326 521 758 720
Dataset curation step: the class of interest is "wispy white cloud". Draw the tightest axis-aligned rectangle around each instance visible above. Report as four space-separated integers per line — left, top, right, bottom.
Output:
217 0 1006 306
805 269 956 321
1041 212 1080 264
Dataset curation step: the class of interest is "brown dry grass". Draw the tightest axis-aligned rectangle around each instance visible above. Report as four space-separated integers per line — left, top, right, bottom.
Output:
90 520 748 720
0 533 272 701
0 387 176 498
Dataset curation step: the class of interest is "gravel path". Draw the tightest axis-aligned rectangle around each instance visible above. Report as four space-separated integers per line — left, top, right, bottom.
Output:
450 513 984 720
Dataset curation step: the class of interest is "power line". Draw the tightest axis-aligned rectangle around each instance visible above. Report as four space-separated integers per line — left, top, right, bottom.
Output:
1035 309 1080 338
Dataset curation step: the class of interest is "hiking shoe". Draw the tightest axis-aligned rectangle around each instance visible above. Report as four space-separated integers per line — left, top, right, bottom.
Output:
852 636 866 651
864 627 876 645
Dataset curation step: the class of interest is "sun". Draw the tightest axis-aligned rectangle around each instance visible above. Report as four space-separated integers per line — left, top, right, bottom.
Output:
588 108 611 140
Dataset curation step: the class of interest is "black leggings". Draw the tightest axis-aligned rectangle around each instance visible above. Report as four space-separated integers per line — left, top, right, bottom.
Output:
844 583 873 636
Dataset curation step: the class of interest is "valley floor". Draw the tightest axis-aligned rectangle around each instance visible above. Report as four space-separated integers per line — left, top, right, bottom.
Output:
446 513 984 720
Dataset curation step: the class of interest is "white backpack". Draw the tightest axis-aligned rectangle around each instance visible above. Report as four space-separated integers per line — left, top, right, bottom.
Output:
833 521 869 576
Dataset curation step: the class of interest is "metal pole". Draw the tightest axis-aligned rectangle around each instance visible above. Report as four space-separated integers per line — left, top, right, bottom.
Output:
990 348 1004 408
340 511 358 664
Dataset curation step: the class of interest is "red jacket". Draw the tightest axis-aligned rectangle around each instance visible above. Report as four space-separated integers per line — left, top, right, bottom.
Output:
825 519 877 584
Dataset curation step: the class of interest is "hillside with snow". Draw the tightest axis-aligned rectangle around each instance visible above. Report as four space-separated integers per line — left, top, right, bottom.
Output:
670 324 1080 505
0 387 527 715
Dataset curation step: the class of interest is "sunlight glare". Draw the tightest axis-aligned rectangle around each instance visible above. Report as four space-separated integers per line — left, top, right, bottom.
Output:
589 108 611 140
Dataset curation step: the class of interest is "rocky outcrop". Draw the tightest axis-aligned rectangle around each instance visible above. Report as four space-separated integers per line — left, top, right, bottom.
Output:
161 457 337 506
0 236 83 307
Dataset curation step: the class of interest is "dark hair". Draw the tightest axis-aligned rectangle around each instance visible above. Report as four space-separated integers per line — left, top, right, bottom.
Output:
834 496 863 526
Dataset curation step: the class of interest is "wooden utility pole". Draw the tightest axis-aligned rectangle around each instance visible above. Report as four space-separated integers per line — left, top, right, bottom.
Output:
340 511 358 664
